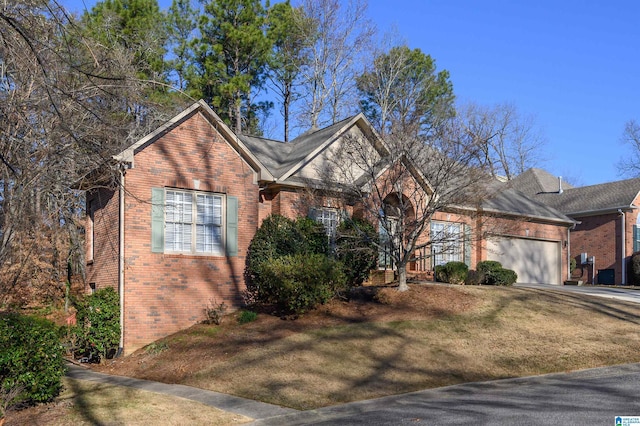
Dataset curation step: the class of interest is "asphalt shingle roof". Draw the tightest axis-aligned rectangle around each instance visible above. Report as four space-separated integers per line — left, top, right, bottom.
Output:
238 116 355 179
510 168 640 215
508 167 573 196
482 183 574 223
534 178 640 215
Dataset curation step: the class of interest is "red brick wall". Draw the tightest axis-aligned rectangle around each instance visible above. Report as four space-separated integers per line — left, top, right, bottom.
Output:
570 207 640 285
121 111 260 353
85 187 120 292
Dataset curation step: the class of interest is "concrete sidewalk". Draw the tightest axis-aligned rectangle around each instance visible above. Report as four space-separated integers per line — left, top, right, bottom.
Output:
66 363 297 420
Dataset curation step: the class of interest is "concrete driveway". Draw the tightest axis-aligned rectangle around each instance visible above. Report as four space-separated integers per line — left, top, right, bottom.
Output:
516 283 640 304
253 363 640 425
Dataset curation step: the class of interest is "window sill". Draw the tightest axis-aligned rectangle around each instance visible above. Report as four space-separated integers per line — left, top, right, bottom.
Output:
161 252 226 259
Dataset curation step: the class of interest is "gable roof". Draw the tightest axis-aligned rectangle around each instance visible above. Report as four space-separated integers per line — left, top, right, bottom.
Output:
482 182 575 224
114 100 274 181
110 102 575 225
509 167 640 216
532 177 640 215
238 114 389 184
508 167 573 196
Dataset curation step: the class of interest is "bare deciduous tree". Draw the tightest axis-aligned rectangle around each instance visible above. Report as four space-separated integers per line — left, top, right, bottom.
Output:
297 0 374 129
618 119 640 178
458 102 546 181
319 116 491 291
0 0 167 306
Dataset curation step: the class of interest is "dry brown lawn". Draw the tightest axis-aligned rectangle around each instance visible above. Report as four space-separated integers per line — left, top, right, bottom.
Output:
5 377 251 426
89 284 640 410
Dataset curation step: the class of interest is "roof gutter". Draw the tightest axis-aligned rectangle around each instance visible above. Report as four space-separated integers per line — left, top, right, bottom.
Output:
566 205 637 217
448 203 577 226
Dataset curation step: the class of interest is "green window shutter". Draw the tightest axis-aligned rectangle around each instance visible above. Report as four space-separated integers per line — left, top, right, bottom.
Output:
464 224 472 267
226 196 238 257
151 188 165 253
634 225 639 253
308 207 317 220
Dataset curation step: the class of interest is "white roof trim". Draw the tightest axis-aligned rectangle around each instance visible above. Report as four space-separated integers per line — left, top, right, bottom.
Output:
112 100 274 182
277 114 390 183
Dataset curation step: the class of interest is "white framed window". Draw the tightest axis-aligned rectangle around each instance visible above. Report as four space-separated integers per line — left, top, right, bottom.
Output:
314 208 339 240
431 221 462 266
165 189 224 255
378 217 399 269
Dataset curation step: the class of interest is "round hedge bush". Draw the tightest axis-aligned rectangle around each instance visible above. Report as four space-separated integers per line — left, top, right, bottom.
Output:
475 260 517 286
257 253 346 314
435 261 469 285
244 214 329 307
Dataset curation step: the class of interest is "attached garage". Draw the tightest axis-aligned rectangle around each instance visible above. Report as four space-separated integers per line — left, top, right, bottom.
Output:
487 237 561 285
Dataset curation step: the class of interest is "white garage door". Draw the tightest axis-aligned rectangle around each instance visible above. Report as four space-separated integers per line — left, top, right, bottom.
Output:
487 237 561 285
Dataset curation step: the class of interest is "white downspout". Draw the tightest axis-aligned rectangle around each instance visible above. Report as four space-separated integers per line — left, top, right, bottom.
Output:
118 167 125 354
566 226 571 283
619 209 626 285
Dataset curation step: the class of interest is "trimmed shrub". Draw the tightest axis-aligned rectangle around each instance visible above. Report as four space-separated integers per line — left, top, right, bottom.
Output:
0 313 66 415
629 252 640 286
465 270 481 285
257 253 346 314
492 268 518 286
434 265 446 282
335 218 379 286
477 260 503 277
475 260 517 286
245 215 329 300
294 216 330 255
74 287 120 362
436 261 469 285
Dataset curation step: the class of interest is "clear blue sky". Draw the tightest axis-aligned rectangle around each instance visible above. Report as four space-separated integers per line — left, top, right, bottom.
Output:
61 0 640 186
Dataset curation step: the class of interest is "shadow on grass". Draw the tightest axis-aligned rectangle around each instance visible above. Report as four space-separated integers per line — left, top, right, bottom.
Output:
104 284 640 411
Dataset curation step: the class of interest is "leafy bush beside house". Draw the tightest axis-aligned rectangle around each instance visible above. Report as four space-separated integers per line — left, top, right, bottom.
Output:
0 313 66 418
245 215 332 313
434 261 468 285
335 217 379 286
245 215 328 292
475 260 518 286
628 252 640 286
74 287 120 362
258 253 346 314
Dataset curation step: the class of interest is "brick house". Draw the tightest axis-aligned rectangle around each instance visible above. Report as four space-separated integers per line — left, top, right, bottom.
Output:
510 168 640 285
85 101 574 354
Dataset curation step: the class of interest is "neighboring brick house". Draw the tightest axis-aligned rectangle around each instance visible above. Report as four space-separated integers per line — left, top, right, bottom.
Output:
85 101 574 354
510 168 640 285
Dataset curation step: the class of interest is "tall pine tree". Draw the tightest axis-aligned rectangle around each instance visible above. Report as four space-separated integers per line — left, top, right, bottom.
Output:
192 0 272 134
266 1 313 141
84 0 169 83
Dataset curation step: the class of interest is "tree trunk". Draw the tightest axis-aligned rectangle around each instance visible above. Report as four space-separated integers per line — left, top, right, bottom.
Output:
283 86 290 142
397 264 408 291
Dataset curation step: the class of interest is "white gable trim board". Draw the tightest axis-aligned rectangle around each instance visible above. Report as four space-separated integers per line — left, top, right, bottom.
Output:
487 236 562 285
